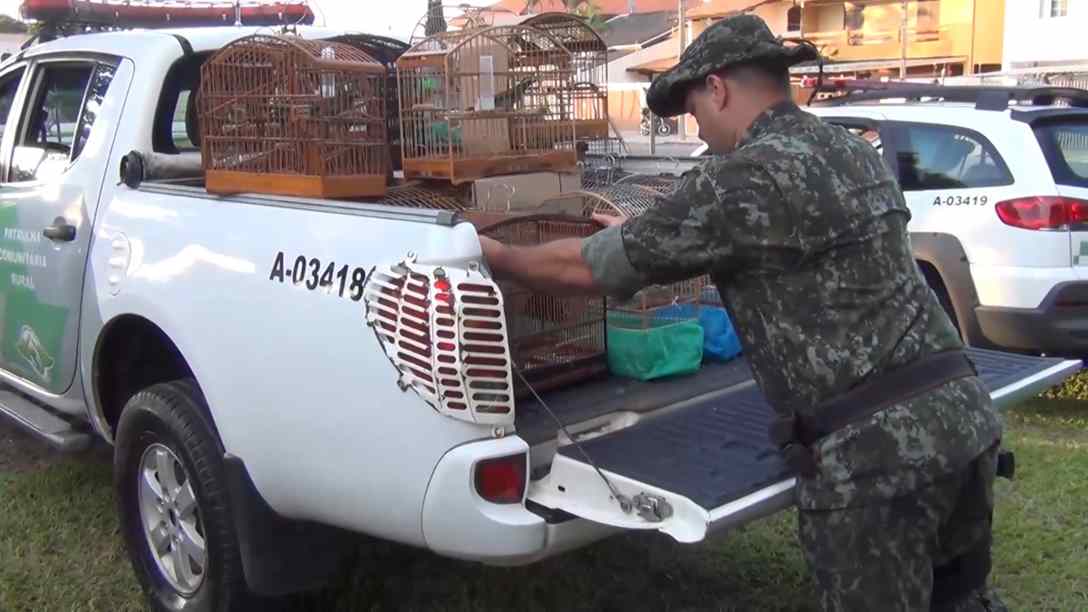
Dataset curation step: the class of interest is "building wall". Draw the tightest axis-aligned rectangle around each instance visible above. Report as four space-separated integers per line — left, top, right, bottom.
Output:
0 33 27 56
805 3 845 32
606 33 678 84
604 36 680 130
799 0 1002 73
1003 0 1088 69
607 89 644 130
690 0 791 39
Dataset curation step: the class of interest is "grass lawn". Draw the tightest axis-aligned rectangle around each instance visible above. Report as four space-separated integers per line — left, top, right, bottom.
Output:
1 390 1087 611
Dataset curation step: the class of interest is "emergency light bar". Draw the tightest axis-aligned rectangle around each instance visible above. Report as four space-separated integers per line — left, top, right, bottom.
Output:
20 0 314 28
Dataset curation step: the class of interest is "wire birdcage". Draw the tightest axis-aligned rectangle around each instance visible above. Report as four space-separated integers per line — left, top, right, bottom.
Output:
396 25 580 184
535 185 712 328
475 214 608 395
614 173 679 195
581 136 629 158
375 181 471 211
199 34 389 197
521 12 610 144
581 167 629 190
607 275 714 333
579 184 660 217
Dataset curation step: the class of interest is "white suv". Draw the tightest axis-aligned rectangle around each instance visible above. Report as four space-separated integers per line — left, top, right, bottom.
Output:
693 86 1088 357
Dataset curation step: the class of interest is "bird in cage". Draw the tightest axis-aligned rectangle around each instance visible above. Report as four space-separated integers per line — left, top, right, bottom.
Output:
494 77 537 110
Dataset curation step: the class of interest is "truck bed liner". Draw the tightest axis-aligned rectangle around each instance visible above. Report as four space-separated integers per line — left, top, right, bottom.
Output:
517 358 754 445
558 384 787 510
550 348 1076 511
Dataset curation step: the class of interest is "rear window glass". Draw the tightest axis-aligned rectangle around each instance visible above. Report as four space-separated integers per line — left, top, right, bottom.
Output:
153 53 205 154
1035 119 1088 188
890 123 1013 191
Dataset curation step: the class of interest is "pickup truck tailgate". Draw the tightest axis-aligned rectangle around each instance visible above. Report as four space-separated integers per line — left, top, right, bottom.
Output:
527 348 1081 543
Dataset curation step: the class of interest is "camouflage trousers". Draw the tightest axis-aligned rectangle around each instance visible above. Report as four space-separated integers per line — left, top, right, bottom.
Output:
798 444 1007 612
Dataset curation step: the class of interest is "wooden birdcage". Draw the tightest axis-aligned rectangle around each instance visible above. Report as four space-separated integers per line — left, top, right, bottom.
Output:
522 12 610 144
328 33 409 174
474 214 608 395
396 25 579 185
199 34 389 198
533 186 712 323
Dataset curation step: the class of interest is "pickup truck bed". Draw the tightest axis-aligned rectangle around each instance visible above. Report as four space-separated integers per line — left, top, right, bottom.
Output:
525 348 1079 532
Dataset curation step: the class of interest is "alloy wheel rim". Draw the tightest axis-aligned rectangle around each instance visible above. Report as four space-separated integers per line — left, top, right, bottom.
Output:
137 442 207 595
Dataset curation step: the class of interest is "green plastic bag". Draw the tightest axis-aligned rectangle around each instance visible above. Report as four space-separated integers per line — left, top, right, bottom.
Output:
605 312 704 382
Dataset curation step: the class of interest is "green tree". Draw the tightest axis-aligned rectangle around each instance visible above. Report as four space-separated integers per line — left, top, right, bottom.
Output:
524 0 607 31
0 15 28 34
525 0 589 9
425 0 446 36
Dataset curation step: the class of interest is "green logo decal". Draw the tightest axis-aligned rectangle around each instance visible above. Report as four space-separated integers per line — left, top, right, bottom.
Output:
1076 241 1088 266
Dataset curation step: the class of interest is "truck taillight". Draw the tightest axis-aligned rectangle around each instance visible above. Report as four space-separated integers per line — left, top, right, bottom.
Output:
474 454 527 504
363 258 515 426
996 196 1088 231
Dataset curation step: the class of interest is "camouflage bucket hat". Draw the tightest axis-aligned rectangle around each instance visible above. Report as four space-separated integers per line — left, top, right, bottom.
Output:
646 13 820 117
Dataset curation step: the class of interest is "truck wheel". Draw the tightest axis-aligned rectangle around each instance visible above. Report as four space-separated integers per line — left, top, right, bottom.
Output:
114 380 249 612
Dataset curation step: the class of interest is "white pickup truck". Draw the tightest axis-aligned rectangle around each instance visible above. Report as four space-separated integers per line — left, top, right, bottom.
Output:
0 25 1081 612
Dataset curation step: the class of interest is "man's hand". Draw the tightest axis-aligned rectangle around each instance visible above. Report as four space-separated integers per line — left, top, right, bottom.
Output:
479 236 507 276
592 212 627 228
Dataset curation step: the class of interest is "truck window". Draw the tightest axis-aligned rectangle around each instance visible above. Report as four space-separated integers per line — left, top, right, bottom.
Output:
890 123 1013 191
10 62 94 182
153 53 205 154
844 126 882 153
0 67 25 144
70 63 116 160
1034 118 1088 188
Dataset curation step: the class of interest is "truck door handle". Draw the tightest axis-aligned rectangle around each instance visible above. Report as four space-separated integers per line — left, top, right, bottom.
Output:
43 218 76 242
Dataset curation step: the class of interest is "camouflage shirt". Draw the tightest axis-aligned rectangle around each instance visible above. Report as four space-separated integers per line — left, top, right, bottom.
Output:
582 100 1003 509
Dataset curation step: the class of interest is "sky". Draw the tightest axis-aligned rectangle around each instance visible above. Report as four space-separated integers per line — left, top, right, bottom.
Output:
0 0 500 41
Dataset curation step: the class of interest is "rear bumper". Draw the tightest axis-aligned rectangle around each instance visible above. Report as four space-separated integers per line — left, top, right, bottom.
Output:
419 435 622 565
419 434 798 565
976 281 1088 356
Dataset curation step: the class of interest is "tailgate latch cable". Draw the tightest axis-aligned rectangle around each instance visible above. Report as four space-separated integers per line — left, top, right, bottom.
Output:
515 367 673 522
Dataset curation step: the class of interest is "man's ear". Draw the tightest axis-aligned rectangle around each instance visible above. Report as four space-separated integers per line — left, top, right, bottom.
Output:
707 73 729 111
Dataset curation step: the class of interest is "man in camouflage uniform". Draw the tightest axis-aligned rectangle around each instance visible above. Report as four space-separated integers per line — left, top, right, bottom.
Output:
479 14 1006 611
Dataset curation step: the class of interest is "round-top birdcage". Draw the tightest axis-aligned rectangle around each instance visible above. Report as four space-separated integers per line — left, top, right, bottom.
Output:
199 34 389 198
535 185 712 325
396 24 580 185
521 12 610 144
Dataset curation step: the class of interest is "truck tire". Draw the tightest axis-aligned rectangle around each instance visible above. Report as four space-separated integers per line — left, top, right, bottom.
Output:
114 379 250 612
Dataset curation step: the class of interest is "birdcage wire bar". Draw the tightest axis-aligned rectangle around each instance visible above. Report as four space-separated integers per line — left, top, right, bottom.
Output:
199 34 389 198
396 25 580 184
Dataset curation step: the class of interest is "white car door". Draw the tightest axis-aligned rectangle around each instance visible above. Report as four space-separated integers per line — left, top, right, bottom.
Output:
0 54 121 393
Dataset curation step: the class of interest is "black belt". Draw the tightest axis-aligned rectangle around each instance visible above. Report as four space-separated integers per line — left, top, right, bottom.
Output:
770 349 979 477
